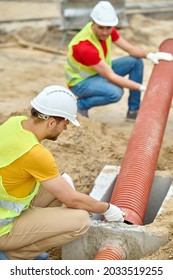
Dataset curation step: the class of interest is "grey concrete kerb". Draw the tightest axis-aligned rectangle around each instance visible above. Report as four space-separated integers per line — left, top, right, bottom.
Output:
62 220 168 260
62 165 172 260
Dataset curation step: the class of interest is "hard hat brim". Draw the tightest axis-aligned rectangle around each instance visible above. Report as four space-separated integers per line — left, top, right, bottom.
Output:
72 119 80 126
93 17 118 27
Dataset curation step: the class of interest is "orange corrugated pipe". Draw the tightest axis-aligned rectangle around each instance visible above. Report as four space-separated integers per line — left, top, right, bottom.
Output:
110 39 173 225
94 39 173 260
93 245 126 260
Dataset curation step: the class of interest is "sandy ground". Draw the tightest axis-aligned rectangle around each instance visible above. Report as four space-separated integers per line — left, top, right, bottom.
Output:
0 12 173 260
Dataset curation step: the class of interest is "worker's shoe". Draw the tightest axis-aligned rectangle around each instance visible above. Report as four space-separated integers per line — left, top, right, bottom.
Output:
0 251 8 260
126 110 138 122
34 252 49 260
0 250 49 260
78 108 89 118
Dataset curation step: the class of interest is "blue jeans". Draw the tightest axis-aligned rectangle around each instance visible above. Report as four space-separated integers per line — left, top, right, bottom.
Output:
70 56 144 111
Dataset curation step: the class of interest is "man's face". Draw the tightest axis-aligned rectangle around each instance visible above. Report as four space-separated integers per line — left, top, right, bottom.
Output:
46 118 70 141
92 23 113 41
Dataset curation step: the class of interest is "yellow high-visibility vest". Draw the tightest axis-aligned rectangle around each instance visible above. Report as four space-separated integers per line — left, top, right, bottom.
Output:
0 116 40 237
64 22 112 87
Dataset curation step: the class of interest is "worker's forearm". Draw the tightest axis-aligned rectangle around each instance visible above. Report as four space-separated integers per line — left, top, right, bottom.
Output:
109 73 141 90
128 48 147 58
93 62 142 91
65 192 109 214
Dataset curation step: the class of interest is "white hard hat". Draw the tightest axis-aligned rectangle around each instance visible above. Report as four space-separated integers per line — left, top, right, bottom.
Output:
31 85 80 126
90 1 118 26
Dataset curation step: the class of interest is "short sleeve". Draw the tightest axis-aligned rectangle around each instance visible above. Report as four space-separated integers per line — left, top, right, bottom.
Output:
111 28 120 42
22 145 59 181
72 40 101 66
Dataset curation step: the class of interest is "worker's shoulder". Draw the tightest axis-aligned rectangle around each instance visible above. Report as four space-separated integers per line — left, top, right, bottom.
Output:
27 144 53 158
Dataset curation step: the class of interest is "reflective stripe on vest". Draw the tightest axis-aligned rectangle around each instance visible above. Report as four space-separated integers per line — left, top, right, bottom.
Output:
0 218 14 226
0 199 26 226
65 58 93 82
0 200 26 213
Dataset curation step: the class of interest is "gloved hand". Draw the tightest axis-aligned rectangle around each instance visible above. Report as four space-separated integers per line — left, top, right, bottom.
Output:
155 52 173 61
61 172 75 190
103 203 125 222
139 84 146 92
147 52 173 64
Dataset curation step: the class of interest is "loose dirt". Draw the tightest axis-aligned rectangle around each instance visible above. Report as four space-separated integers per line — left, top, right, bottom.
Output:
0 13 173 260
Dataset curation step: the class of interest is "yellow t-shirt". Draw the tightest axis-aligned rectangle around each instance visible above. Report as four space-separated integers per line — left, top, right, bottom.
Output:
0 144 59 198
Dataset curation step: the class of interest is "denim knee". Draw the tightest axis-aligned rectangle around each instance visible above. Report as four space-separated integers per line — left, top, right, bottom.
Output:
107 89 123 103
136 58 144 71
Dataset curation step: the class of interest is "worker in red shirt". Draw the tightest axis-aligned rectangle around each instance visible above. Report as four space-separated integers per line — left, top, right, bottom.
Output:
64 1 172 121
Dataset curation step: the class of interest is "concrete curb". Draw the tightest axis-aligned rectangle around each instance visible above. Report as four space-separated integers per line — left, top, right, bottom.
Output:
62 165 172 260
62 220 168 260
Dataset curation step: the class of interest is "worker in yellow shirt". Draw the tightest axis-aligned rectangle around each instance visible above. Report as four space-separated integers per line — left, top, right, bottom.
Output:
0 85 124 260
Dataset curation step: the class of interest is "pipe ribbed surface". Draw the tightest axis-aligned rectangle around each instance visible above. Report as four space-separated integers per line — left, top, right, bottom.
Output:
93 245 126 260
93 39 173 260
110 39 173 225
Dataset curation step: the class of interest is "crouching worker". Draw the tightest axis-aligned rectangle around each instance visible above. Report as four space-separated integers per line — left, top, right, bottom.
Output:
0 85 124 260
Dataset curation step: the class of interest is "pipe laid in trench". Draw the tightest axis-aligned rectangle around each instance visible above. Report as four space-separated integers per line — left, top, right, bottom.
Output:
110 39 173 225
93 244 126 260
94 39 173 260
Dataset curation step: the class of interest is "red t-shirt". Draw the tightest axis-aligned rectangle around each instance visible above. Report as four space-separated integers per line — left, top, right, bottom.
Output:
72 28 120 66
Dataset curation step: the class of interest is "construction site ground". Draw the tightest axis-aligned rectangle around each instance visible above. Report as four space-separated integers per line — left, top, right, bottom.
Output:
0 0 173 260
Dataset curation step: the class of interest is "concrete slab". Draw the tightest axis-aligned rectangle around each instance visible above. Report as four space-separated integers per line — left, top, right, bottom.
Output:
62 165 173 260
89 165 120 221
62 221 168 260
144 176 173 224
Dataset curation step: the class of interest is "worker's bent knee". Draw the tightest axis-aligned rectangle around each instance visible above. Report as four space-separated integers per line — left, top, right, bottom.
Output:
107 90 123 103
135 57 144 71
73 210 91 237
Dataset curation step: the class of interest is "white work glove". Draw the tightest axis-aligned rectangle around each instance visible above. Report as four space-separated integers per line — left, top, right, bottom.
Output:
147 52 173 64
61 173 75 190
139 84 146 92
103 203 125 222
